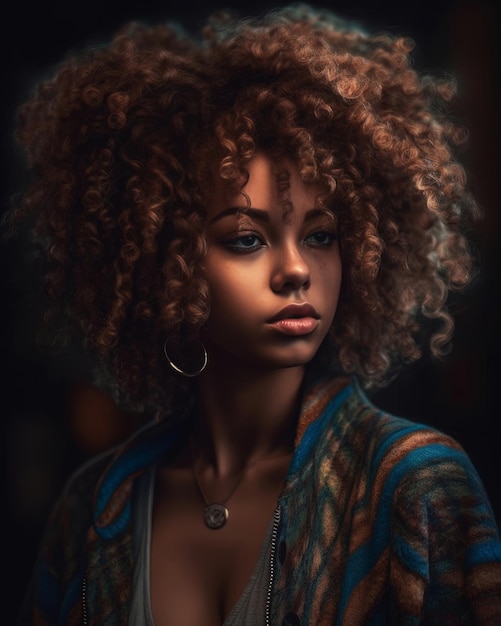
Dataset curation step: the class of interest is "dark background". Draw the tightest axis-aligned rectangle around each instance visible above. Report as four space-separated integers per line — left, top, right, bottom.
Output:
1 0 499 622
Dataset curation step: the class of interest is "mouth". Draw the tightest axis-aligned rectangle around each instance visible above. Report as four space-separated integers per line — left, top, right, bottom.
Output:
269 302 320 323
267 303 320 336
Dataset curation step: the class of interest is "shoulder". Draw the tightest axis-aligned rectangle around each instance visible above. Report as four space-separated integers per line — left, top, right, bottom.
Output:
301 376 469 479
347 386 500 543
345 381 468 474
329 381 496 518
40 416 166 548
314 378 501 617
52 416 173 534
29 422 162 598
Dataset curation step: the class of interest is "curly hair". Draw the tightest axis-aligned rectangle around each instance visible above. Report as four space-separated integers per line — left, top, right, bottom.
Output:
7 3 479 413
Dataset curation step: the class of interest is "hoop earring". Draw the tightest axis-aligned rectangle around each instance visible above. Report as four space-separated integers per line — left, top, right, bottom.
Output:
163 338 208 377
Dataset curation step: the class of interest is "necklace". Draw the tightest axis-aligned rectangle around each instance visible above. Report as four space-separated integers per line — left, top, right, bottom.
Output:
190 440 292 530
192 462 246 529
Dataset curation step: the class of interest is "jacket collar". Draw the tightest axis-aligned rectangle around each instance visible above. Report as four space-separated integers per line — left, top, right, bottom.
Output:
92 418 189 538
284 375 354 495
92 375 355 538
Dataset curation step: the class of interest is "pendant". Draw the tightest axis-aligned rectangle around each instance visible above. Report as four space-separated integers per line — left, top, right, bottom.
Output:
204 503 229 529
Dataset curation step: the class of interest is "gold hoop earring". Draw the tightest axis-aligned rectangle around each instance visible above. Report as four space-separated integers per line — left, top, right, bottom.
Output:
163 338 208 377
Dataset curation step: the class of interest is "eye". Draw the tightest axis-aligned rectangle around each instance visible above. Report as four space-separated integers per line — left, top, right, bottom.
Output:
224 233 265 253
305 231 337 247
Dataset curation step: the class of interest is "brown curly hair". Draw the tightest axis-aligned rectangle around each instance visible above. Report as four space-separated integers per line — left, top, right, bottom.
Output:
7 4 479 413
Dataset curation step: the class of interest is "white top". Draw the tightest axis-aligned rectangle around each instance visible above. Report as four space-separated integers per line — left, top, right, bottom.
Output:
129 467 272 625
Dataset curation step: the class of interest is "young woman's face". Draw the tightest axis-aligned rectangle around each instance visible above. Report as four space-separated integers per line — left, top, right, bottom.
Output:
202 152 342 370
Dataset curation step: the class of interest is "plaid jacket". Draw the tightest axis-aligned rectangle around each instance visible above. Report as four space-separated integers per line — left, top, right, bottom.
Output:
20 377 501 624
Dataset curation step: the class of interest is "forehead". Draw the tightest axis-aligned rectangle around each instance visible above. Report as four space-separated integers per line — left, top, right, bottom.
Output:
207 152 319 219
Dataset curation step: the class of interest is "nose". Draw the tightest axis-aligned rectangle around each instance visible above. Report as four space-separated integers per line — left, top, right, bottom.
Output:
270 243 311 293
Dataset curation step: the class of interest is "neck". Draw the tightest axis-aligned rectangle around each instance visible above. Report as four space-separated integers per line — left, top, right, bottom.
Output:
194 359 304 478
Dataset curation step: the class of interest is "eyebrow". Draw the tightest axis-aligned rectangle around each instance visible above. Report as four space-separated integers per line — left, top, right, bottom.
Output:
209 207 269 224
209 206 330 224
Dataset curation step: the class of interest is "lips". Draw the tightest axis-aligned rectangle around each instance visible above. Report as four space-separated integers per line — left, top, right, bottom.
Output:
267 303 320 336
268 303 319 323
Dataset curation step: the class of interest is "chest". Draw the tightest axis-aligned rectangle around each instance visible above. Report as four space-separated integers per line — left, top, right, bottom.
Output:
149 461 286 626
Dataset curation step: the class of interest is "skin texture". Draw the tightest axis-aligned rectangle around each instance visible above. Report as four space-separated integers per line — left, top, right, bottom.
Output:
202 152 342 371
151 153 341 626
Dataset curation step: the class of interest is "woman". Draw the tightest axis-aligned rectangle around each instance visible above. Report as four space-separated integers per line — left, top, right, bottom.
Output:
9 4 501 624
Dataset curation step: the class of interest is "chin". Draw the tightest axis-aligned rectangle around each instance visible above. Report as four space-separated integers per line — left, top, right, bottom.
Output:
208 337 323 370
265 344 321 369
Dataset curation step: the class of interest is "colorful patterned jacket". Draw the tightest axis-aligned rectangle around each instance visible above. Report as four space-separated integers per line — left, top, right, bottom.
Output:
20 376 501 624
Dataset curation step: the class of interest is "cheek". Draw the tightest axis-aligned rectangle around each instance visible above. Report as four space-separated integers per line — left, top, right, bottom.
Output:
329 265 343 306
317 253 342 315
205 261 261 327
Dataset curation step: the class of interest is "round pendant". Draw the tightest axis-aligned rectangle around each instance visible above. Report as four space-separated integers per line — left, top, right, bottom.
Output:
204 503 229 529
